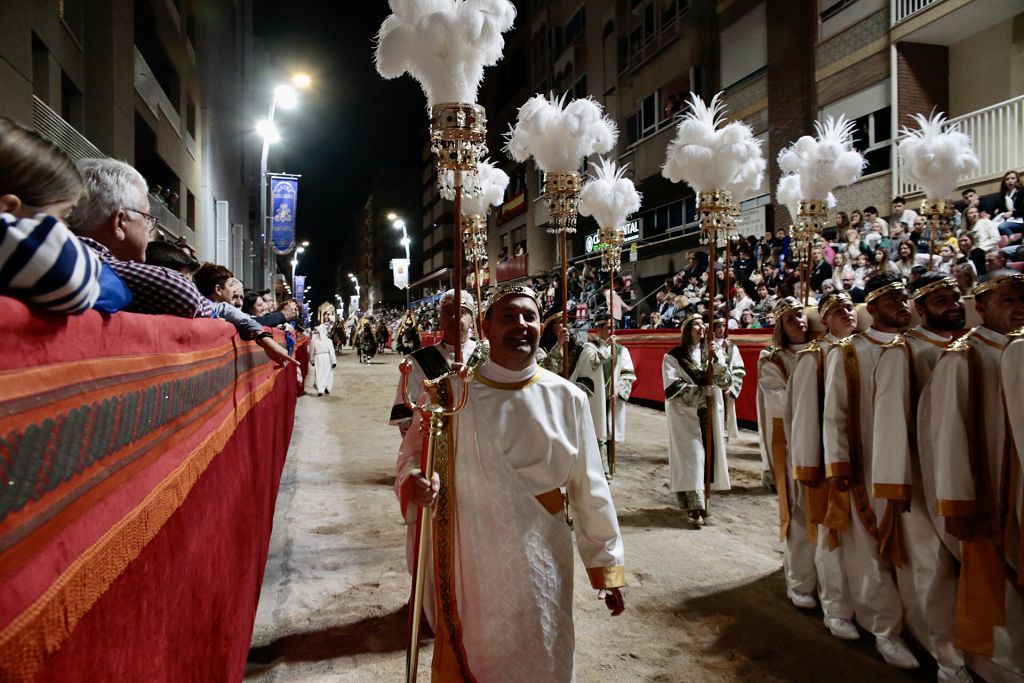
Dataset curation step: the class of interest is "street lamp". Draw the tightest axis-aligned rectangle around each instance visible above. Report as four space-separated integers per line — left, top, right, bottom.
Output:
290 244 306 293
257 74 313 290
348 273 361 315
392 217 411 308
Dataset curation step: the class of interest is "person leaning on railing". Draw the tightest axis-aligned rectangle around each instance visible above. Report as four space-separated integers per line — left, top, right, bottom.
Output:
0 117 105 314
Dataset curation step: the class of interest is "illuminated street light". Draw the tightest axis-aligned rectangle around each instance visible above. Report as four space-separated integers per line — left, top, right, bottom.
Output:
386 212 398 221
256 119 280 143
291 72 313 89
274 84 298 110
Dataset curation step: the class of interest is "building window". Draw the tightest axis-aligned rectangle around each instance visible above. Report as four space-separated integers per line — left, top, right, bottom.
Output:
850 106 892 176
60 70 83 129
719 3 767 88
638 198 694 239
186 95 197 137
621 0 689 73
57 0 84 43
565 6 586 45
187 190 196 229
572 75 588 100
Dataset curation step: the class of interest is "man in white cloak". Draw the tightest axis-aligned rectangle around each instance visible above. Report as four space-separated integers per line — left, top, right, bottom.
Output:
922 271 1024 681
870 273 972 683
823 274 919 669
713 314 745 439
395 284 625 683
586 314 636 478
310 323 337 396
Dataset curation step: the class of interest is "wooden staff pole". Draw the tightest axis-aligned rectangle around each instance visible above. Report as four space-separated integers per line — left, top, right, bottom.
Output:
723 239 732 337
704 237 716 513
561 229 569 378
453 170 464 365
608 264 617 477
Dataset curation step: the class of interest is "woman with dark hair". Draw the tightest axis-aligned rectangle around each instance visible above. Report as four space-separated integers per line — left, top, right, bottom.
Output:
995 169 1024 242
242 289 267 316
0 117 105 312
662 314 734 526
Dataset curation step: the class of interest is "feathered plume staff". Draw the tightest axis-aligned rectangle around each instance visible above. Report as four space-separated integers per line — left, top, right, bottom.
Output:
661 91 763 513
505 92 617 377
578 157 641 476
897 112 979 258
776 173 837 224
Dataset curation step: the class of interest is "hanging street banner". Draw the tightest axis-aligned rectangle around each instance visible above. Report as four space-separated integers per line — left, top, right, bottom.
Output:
391 258 410 289
271 175 299 255
293 274 306 302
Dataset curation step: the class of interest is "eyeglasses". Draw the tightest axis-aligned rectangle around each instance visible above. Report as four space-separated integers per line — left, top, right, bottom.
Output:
125 208 159 233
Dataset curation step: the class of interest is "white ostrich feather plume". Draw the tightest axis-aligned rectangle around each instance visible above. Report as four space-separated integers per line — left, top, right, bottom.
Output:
776 173 836 221
661 92 765 196
578 158 642 229
503 93 618 173
374 0 516 107
897 112 979 200
443 160 509 214
777 115 865 200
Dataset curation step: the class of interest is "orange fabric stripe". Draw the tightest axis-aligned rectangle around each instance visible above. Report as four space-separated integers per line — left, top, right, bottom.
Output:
825 462 852 478
793 465 822 483
938 499 978 518
873 483 913 501
0 365 285 682
953 538 1006 657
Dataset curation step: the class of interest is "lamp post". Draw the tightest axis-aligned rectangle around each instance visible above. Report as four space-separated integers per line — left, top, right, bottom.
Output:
257 73 312 290
290 245 306 293
393 218 411 308
349 273 361 315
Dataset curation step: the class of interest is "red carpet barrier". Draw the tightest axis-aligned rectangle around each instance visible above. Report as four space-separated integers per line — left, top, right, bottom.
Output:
614 328 770 424
0 297 297 682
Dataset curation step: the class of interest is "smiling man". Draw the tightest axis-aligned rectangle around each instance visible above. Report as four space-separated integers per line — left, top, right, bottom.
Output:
395 284 625 682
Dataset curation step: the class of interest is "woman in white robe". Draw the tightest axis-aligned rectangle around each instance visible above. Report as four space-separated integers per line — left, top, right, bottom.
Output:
310 324 337 396
663 314 733 525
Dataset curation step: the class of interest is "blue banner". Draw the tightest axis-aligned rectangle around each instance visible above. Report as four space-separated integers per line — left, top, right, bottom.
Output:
270 176 298 255
293 274 306 301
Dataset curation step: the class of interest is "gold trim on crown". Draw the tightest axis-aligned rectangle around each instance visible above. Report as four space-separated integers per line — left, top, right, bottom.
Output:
440 289 478 315
865 281 906 305
974 273 1024 297
910 277 958 301
818 291 852 318
484 285 540 315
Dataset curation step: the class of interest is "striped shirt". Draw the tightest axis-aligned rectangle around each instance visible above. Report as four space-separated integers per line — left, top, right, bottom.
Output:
78 236 212 318
0 212 102 313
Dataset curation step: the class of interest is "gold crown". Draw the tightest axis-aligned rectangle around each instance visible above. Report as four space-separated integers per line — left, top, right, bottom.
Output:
910 277 957 301
818 291 852 318
440 289 478 315
864 281 906 305
974 272 1024 297
772 296 803 319
483 285 540 316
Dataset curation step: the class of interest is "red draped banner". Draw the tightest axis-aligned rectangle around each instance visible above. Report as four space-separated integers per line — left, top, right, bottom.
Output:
0 297 297 681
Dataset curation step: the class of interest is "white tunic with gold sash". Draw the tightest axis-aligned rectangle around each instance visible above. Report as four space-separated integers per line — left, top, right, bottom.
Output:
395 360 624 683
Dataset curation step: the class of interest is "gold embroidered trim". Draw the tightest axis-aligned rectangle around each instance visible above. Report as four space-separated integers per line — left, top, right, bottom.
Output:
474 368 545 390
586 565 626 589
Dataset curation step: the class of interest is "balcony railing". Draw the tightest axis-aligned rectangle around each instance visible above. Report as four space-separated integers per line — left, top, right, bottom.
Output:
32 96 103 161
892 0 940 25
895 94 1024 197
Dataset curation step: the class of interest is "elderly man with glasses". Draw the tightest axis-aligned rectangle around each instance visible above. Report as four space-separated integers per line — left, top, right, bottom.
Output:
69 158 210 318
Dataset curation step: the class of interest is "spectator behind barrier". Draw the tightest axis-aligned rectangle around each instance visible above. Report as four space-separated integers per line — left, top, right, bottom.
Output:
70 158 211 318
0 117 107 314
145 239 200 276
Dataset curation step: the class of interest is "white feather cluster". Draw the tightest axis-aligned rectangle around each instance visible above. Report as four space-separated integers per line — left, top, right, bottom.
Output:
375 0 516 107
662 93 765 196
777 115 865 200
897 112 979 200
578 158 642 229
776 173 836 221
446 161 509 214
504 94 618 173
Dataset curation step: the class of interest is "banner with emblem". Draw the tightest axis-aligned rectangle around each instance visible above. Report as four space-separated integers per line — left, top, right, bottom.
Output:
392 258 410 289
270 175 299 254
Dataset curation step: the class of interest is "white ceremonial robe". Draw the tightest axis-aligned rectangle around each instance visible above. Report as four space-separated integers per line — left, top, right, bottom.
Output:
586 340 636 444
395 360 624 683
922 326 1024 679
823 327 905 639
717 338 746 439
784 334 855 622
388 339 477 431
871 327 964 670
663 346 731 496
310 330 337 394
757 343 819 597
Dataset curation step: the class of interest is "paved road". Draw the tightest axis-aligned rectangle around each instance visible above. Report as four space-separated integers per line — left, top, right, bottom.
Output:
246 348 932 682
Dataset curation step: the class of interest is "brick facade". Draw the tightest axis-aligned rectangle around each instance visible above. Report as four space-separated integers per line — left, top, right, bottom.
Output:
896 42 949 129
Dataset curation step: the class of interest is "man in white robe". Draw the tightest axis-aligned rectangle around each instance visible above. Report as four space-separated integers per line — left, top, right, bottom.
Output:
310 323 337 396
663 313 734 526
389 290 479 436
588 315 636 478
713 315 746 440
824 274 919 669
396 285 625 683
922 271 1024 681
870 274 972 683
786 292 859 640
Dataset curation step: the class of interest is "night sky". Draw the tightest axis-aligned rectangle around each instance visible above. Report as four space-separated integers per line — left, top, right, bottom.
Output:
252 3 425 310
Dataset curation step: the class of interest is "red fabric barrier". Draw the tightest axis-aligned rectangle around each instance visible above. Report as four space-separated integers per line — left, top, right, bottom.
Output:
613 328 771 424
0 298 295 681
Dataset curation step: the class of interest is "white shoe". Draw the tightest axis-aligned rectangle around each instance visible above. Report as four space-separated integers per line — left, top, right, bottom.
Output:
875 636 920 669
937 664 973 683
787 589 817 609
823 615 859 640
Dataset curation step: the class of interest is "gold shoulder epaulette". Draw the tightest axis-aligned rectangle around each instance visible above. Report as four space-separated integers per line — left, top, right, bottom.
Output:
798 334 825 355
947 327 978 353
1009 326 1024 338
882 333 907 348
834 334 856 347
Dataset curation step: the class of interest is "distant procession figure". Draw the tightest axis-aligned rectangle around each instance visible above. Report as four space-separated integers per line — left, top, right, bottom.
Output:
587 314 636 478
712 315 744 440
310 323 337 396
358 316 377 364
662 313 734 527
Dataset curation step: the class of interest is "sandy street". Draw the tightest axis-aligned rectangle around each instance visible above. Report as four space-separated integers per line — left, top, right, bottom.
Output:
246 349 933 683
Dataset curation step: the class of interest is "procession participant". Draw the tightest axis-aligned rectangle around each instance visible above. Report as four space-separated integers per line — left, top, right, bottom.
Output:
389 290 478 436
310 322 338 397
871 273 972 683
395 285 625 682
923 271 1024 680
786 291 858 640
713 314 746 440
663 313 732 527
537 304 585 379
756 298 819 609
358 315 378 364
824 273 919 669
588 313 637 478
395 309 421 355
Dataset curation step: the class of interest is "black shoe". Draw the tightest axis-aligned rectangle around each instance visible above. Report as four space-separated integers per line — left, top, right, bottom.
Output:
325 389 330 395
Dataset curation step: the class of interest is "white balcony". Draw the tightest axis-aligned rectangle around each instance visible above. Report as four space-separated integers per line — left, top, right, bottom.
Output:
892 0 939 24
894 94 1024 197
891 0 1021 43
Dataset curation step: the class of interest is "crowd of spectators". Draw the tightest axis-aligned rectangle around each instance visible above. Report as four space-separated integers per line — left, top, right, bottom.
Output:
0 117 302 366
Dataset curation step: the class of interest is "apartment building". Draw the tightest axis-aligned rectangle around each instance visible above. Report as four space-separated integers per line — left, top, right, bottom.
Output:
0 0 265 284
